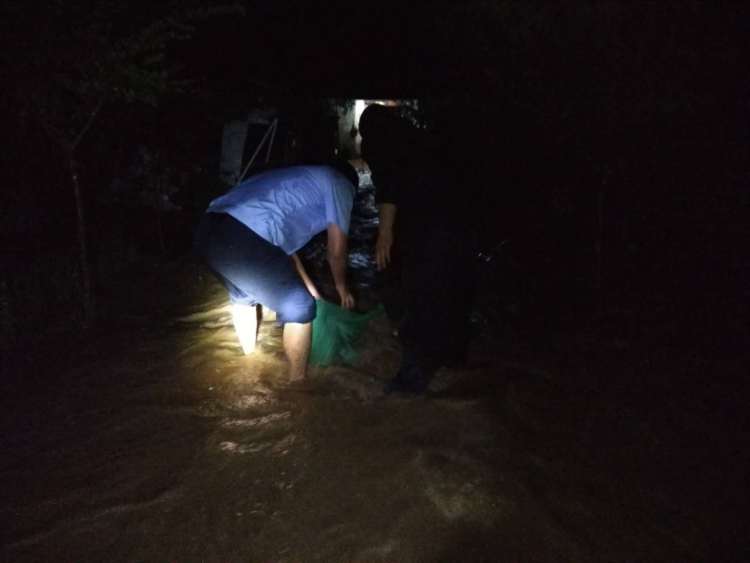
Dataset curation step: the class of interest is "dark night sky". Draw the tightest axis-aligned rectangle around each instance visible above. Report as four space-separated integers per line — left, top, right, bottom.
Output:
181 2 748 101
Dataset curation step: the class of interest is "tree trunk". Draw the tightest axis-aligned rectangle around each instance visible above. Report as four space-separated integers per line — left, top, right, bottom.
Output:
0 276 12 352
595 185 604 315
156 176 166 255
67 151 94 326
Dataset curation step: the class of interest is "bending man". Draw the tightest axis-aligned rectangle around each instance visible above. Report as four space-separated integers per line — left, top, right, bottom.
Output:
194 162 358 381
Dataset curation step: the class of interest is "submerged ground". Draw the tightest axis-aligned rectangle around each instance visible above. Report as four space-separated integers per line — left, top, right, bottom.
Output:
1 255 744 562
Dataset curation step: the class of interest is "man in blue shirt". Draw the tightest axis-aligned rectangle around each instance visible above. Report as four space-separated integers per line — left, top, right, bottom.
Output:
194 161 358 382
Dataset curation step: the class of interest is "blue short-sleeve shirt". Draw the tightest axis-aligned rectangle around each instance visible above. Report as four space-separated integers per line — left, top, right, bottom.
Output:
206 165 355 255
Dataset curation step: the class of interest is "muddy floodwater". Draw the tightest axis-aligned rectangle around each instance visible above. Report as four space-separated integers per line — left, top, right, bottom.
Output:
1 257 744 562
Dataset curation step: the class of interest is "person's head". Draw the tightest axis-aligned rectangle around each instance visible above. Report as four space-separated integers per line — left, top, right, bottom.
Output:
358 103 398 141
357 103 416 163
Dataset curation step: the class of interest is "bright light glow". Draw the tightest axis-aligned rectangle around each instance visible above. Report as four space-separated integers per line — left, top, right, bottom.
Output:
354 99 367 128
231 303 258 354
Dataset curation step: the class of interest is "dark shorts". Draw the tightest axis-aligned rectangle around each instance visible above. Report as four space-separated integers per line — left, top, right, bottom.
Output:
193 212 316 324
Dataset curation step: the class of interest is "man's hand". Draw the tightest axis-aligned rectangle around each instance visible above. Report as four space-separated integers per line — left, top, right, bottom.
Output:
337 286 355 310
308 285 322 301
375 230 393 270
376 203 397 271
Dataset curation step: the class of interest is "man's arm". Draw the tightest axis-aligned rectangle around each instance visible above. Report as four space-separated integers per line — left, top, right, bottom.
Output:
291 253 321 300
326 222 355 309
376 202 397 270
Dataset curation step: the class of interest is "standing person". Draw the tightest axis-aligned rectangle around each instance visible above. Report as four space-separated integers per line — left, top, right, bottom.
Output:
194 161 359 382
359 103 476 394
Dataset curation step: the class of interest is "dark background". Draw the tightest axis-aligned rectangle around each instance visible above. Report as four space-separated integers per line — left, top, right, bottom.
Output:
1 1 747 356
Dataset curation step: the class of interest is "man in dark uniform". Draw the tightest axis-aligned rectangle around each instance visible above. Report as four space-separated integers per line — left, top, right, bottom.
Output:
359 104 476 394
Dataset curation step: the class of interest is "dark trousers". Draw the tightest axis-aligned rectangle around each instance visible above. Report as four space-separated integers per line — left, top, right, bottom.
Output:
193 212 315 324
391 225 476 390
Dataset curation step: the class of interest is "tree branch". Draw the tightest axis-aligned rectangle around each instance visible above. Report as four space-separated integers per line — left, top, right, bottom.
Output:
71 97 106 151
35 110 69 151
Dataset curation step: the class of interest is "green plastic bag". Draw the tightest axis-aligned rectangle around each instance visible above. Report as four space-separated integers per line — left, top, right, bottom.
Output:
310 300 383 366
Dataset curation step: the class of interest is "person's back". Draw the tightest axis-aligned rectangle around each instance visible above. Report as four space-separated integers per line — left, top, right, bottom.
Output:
207 165 354 255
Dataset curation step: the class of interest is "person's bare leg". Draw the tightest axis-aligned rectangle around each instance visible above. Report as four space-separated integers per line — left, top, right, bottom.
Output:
283 322 312 381
255 305 263 342
231 303 257 354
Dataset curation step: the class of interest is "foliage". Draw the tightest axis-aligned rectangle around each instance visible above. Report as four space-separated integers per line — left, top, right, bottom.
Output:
2 1 244 150
0 0 245 331
0 247 84 353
